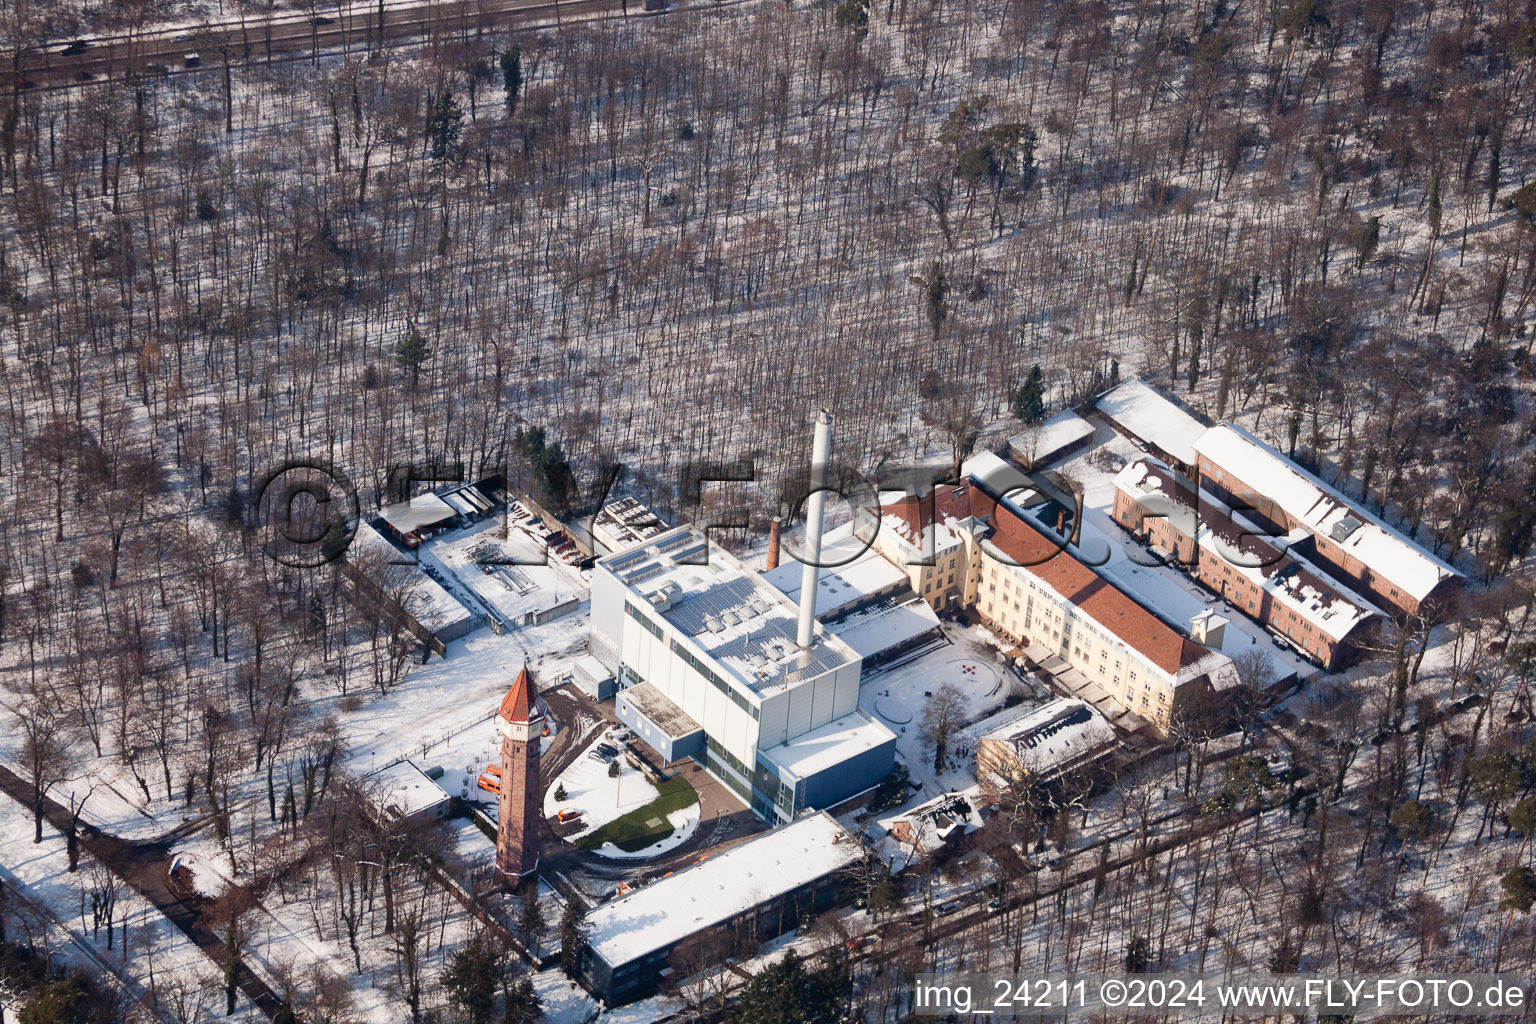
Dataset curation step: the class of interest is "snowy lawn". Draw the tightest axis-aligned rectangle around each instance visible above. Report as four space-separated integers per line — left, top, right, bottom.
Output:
545 750 700 856
859 625 1021 795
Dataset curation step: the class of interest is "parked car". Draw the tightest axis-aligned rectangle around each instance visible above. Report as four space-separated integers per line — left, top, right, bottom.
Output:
183 52 201 67
608 728 632 742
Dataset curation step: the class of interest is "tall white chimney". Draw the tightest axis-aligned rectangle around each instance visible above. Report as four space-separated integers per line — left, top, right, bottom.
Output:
797 411 833 649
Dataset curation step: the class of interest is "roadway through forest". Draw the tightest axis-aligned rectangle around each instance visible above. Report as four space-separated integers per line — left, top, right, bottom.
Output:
0 764 284 1019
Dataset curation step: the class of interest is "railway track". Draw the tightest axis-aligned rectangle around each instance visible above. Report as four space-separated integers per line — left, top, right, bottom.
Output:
12 0 649 94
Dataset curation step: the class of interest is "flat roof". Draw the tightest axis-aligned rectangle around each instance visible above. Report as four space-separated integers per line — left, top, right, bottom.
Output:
824 596 941 659
1096 378 1209 466
600 528 860 697
594 496 670 551
760 709 896 782
1193 424 1460 601
585 811 864 968
363 760 450 818
382 493 458 534
620 681 704 740
761 522 909 615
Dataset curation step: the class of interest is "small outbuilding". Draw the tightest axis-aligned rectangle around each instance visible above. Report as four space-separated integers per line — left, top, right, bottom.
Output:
362 759 454 827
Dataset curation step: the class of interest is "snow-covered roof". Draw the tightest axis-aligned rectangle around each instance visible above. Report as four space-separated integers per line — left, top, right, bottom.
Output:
574 654 614 686
584 812 864 968
593 496 670 554
352 523 471 632
880 791 985 855
362 760 451 819
760 709 896 782
972 698 1116 780
824 597 941 659
600 528 861 697
762 522 909 615
1113 457 1197 537
1193 424 1460 601
382 493 458 533
1007 411 1096 467
1197 494 1383 644
1113 458 1381 645
1096 378 1209 467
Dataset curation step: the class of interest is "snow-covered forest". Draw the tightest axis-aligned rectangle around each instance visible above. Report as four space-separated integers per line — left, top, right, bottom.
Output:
1 0 1536 1017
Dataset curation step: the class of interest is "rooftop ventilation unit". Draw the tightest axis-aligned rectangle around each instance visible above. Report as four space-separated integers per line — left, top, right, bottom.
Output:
655 532 694 553
1331 516 1363 542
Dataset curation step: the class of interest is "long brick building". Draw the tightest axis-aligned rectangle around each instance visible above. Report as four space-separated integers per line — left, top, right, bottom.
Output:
1191 424 1461 619
1113 456 1384 669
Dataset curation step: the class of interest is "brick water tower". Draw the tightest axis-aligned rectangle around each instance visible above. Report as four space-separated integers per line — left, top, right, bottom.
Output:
496 664 543 884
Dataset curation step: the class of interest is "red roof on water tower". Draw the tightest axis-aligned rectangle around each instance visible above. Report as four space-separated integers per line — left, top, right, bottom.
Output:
498 665 543 723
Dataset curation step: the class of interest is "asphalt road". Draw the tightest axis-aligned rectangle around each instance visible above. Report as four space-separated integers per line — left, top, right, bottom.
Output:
15 0 640 92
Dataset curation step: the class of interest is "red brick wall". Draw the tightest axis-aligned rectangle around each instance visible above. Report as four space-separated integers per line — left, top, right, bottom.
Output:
497 733 542 881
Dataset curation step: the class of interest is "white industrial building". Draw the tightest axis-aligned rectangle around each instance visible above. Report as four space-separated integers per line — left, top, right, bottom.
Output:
591 414 898 823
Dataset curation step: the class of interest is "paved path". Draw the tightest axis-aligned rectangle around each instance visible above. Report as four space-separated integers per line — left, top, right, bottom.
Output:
0 765 283 1018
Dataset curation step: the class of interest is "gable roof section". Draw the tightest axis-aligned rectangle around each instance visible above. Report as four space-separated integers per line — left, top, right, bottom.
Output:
1095 378 1210 466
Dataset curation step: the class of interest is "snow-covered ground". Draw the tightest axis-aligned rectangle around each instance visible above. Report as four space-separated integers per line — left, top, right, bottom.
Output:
340 612 595 778
543 748 702 859
0 791 262 1024
545 750 660 833
860 623 1028 795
